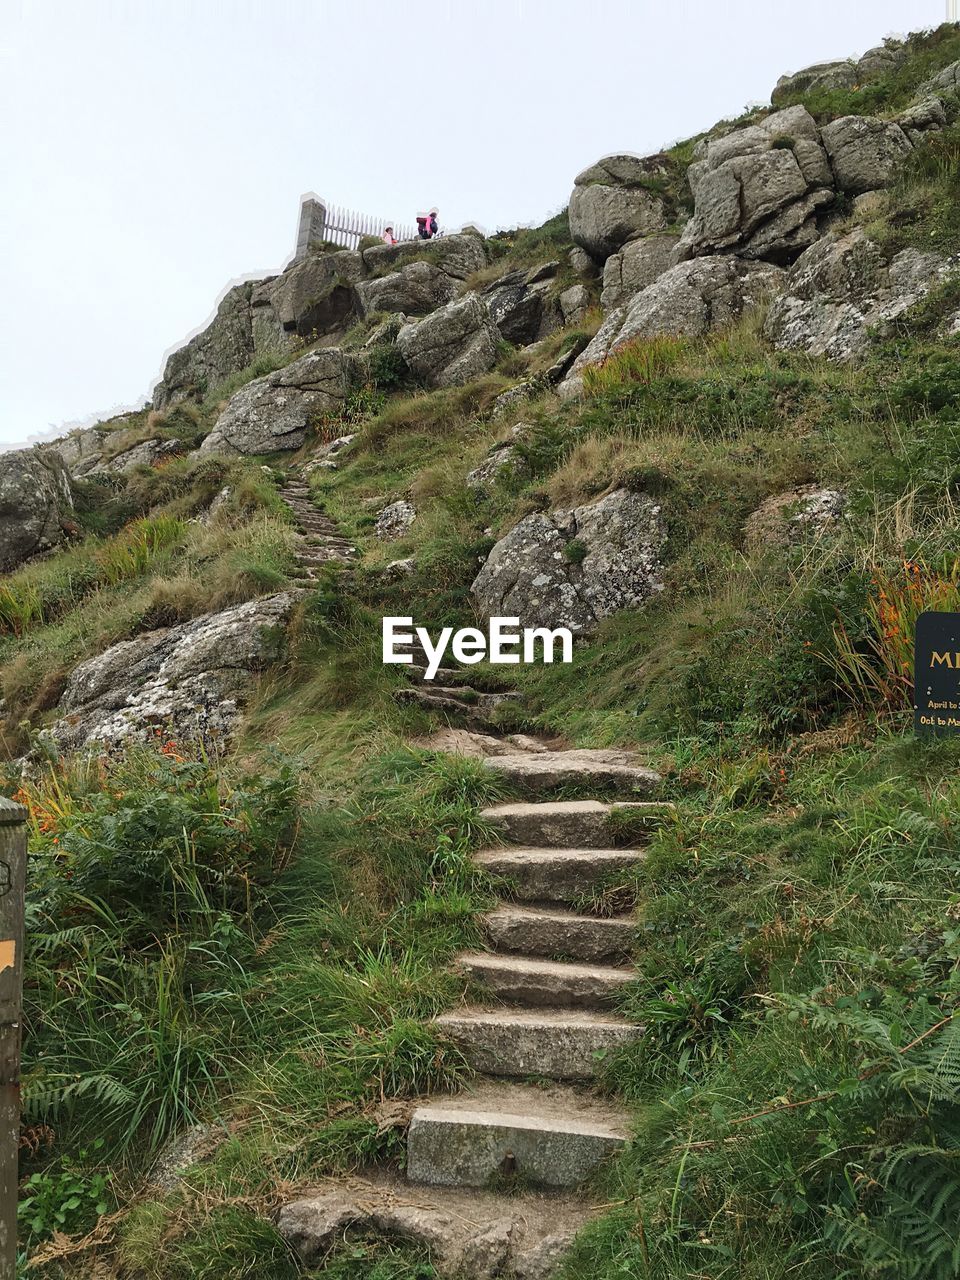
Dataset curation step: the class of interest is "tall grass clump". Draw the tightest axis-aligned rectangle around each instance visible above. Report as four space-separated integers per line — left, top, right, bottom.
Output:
825 557 960 713
582 335 688 403
0 581 44 635
96 514 186 586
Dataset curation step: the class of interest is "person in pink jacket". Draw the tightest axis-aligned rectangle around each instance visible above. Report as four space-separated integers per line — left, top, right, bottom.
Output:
416 209 439 240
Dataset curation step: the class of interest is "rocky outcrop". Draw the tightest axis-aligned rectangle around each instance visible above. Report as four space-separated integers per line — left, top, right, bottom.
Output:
466 446 525 494
153 238 486 409
569 154 670 263
46 425 111 478
600 234 678 312
856 41 908 82
677 106 834 264
472 489 665 634
770 42 907 105
558 283 591 327
50 592 302 752
302 433 356 475
0 449 74 572
201 348 361 455
356 262 457 317
46 422 186 479
466 424 532 495
267 249 365 339
360 233 487 281
744 485 848 548
922 59 960 96
483 264 560 345
397 294 501 388
820 116 914 194
375 499 416 540
105 438 185 472
771 59 857 105
764 229 955 360
153 282 284 409
896 96 950 146
563 257 784 394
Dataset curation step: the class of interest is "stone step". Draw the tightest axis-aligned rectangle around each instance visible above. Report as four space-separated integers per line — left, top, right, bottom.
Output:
278 1171 597 1276
395 687 517 721
483 750 661 798
298 547 358 561
483 905 637 962
407 1081 631 1189
480 800 668 849
473 847 640 903
407 665 479 687
435 1006 639 1080
457 952 634 1009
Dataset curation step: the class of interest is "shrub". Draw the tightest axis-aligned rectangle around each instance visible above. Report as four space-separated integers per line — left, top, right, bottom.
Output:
17 744 303 1151
366 344 409 393
19 743 301 938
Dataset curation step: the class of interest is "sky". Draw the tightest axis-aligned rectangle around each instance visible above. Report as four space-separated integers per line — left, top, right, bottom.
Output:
0 0 950 450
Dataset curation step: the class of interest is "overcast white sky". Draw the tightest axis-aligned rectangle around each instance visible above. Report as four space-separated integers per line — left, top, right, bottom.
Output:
0 0 948 450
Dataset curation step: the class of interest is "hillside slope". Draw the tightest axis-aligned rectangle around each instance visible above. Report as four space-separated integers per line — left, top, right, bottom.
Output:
6 21 960 1280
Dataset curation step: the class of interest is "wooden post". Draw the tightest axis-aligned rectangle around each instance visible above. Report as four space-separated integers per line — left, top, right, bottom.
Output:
0 797 26 1280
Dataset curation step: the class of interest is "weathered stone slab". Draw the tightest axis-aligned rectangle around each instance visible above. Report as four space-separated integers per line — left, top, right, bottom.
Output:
407 1082 629 1188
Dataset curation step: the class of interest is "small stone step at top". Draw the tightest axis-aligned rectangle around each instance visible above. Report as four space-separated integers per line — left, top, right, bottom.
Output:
435 1006 639 1079
407 1080 631 1189
483 750 661 798
457 951 634 1009
480 799 669 849
406 665 480 687
474 847 640 903
483 905 637 962
395 687 517 721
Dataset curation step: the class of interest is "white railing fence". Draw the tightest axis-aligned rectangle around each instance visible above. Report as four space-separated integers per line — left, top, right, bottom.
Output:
294 194 417 259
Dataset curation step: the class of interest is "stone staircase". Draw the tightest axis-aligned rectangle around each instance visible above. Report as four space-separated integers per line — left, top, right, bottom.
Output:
278 472 358 581
413 779 667 1193
280 752 668 1274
